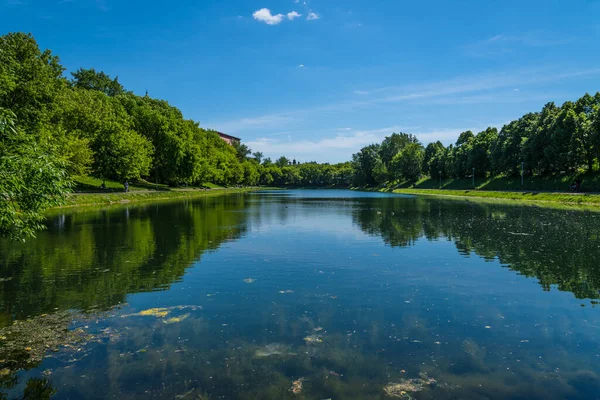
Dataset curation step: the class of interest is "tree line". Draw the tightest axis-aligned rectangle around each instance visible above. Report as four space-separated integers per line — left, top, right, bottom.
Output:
2 31 599 239
352 93 600 186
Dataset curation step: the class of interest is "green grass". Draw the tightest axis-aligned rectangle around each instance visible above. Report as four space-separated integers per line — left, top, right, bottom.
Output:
388 172 600 192
387 188 600 207
200 182 225 189
73 176 170 192
60 187 277 209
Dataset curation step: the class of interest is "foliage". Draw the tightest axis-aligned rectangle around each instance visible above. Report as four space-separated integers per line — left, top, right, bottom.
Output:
0 32 66 134
351 93 600 189
71 68 125 97
0 108 71 241
93 124 154 181
390 142 424 182
275 156 290 168
351 144 380 186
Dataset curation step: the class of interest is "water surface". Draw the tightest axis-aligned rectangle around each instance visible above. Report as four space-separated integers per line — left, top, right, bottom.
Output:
1 190 600 399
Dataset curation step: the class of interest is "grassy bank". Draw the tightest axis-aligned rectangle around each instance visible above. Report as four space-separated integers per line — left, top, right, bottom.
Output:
387 188 600 207
388 172 600 192
60 187 271 209
72 176 224 192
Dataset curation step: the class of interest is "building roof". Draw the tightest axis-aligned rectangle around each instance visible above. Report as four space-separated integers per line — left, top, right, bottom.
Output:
216 131 241 141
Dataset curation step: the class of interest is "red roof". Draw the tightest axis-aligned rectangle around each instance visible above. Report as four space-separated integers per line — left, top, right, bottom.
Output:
216 131 241 141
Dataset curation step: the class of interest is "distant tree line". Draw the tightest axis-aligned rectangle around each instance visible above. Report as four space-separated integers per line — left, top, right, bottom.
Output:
352 93 600 186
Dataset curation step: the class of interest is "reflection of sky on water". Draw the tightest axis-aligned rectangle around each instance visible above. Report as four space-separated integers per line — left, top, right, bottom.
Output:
2 190 600 399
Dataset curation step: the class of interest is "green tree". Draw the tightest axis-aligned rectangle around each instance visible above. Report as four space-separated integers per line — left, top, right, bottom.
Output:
252 151 263 164
524 102 559 174
233 141 251 161
0 32 66 133
469 127 498 177
379 133 419 166
71 68 125 97
453 131 474 177
588 105 600 171
93 125 154 182
390 142 424 182
275 156 290 168
372 158 389 184
423 141 445 178
0 108 71 241
242 160 261 186
492 113 538 176
351 144 381 186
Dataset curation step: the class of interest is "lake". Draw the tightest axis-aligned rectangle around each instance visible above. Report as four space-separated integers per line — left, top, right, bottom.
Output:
1 189 600 399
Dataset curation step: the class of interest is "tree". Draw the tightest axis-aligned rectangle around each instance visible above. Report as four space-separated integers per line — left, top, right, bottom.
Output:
423 141 445 178
0 32 66 133
453 131 474 177
571 94 600 172
0 108 71 241
379 133 420 167
372 158 388 184
51 88 131 176
390 142 424 182
492 113 538 176
232 141 251 161
71 68 125 97
93 125 154 182
275 156 290 168
351 144 381 186
524 102 559 174
252 151 263 164
588 105 600 171
469 127 498 177
242 160 261 186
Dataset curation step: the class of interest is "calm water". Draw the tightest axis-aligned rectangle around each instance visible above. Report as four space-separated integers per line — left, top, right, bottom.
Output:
1 189 600 399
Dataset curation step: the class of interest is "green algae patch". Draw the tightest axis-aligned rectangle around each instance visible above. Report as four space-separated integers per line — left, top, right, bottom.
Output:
0 313 92 370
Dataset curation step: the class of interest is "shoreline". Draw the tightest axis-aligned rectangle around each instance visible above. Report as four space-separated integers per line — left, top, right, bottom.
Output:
382 188 600 208
54 186 600 211
55 187 276 210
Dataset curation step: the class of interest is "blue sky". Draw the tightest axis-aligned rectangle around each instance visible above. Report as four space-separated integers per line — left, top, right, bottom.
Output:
2 0 600 162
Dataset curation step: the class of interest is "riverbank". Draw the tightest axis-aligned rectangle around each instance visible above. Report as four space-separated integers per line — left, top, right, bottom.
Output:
385 188 600 207
386 172 600 192
58 187 274 209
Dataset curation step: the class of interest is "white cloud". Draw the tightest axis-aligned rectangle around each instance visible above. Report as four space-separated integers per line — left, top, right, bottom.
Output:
246 124 499 163
207 114 295 134
247 126 408 162
307 12 320 20
287 11 301 20
349 67 600 107
298 64 305 68
464 32 573 58
253 8 285 25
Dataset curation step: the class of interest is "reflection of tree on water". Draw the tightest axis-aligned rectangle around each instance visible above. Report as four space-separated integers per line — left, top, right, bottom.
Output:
353 197 600 300
0 194 251 323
